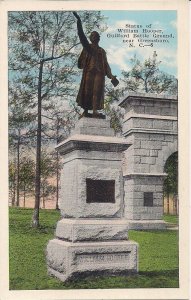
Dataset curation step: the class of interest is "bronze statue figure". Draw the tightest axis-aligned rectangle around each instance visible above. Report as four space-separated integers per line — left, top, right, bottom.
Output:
73 12 119 118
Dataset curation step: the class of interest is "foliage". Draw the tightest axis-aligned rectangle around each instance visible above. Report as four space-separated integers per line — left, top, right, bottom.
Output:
40 150 57 208
40 150 55 178
9 161 16 189
9 84 36 206
164 152 178 196
19 156 35 193
104 52 177 135
121 52 177 95
9 156 35 207
104 99 124 134
104 83 125 134
9 207 179 289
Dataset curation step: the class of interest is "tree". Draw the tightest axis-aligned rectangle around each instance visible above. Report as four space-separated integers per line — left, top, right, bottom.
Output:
40 150 57 209
103 52 178 135
104 96 124 134
9 160 16 206
9 11 106 227
42 107 78 209
9 85 36 207
164 152 178 214
103 78 126 135
121 51 177 95
19 157 35 207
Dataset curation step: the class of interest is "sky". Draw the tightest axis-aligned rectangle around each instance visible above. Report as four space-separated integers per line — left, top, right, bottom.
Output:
98 10 177 79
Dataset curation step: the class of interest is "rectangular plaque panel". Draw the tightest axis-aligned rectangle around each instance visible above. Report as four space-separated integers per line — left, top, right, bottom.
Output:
86 178 115 203
144 192 153 207
77 252 130 264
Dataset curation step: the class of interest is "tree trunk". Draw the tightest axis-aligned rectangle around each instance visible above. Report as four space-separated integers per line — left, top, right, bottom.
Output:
167 193 170 215
11 192 15 206
23 185 26 207
56 122 60 210
12 168 16 206
144 80 148 93
32 61 43 228
43 196 45 209
16 133 20 207
174 194 178 216
32 208 39 228
42 185 45 209
56 142 59 210
56 152 59 210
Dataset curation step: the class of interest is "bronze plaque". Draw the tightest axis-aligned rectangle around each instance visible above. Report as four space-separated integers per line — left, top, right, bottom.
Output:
86 179 115 203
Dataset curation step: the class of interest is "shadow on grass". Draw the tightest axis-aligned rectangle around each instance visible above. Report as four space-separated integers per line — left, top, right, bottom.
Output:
139 269 178 277
50 268 179 290
10 268 179 290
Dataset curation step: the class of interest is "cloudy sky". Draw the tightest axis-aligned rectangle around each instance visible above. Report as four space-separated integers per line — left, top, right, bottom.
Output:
98 10 177 79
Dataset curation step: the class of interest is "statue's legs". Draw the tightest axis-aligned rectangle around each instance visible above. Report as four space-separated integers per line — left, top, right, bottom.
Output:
79 69 104 117
92 71 104 117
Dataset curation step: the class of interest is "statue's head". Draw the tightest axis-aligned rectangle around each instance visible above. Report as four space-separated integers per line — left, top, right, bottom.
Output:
89 31 100 43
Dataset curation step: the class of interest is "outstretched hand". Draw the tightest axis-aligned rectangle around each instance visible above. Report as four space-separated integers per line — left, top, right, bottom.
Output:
73 12 81 21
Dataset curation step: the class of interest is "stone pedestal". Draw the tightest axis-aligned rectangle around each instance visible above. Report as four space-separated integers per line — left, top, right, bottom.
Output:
46 118 138 281
119 93 178 230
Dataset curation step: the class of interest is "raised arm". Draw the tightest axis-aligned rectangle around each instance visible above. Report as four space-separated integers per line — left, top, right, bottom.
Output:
73 12 91 52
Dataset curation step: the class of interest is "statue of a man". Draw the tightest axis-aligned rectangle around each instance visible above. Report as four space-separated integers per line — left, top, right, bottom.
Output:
73 12 119 118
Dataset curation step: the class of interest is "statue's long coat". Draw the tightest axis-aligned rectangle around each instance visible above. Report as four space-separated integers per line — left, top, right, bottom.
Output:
76 20 113 110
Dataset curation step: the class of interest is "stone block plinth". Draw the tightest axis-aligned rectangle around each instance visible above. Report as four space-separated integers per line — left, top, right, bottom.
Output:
55 219 129 242
47 239 138 282
46 117 138 282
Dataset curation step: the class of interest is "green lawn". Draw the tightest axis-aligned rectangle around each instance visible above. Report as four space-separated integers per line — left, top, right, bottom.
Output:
163 214 178 225
9 207 179 290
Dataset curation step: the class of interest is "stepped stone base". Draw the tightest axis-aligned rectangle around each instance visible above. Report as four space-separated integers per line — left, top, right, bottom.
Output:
128 220 167 230
46 239 138 282
55 219 129 242
46 117 138 282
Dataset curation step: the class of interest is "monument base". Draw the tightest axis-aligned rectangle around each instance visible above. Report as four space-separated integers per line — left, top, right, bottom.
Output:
46 117 138 282
46 239 138 282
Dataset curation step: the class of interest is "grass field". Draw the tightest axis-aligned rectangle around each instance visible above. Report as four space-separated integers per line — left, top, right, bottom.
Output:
163 214 178 225
9 207 179 290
